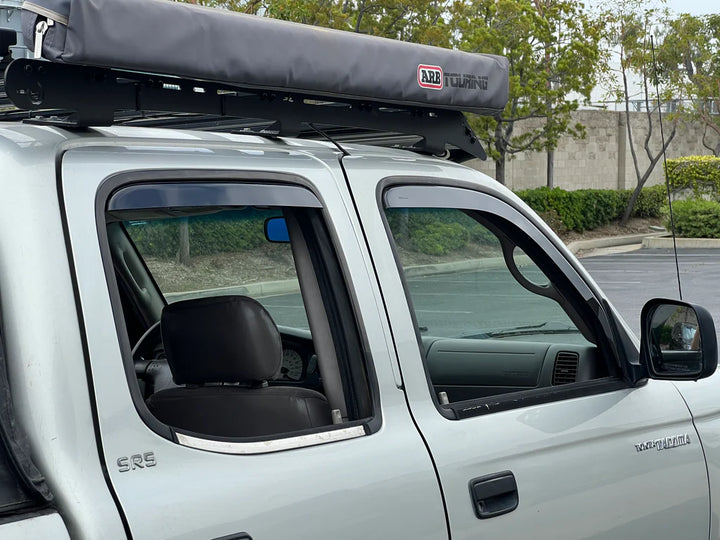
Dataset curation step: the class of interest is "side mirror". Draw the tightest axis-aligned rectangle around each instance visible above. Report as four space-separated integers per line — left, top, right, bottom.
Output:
264 217 289 243
640 299 717 381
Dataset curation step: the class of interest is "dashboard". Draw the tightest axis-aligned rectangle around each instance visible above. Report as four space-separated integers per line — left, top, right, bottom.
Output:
273 326 322 390
421 336 606 403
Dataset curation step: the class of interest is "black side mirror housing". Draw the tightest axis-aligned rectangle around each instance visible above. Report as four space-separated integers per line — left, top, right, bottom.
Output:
640 298 717 381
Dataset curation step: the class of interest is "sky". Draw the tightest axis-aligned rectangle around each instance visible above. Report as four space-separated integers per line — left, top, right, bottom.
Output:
664 0 716 15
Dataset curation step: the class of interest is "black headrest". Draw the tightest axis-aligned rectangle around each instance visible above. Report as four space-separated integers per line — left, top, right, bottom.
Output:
161 295 282 385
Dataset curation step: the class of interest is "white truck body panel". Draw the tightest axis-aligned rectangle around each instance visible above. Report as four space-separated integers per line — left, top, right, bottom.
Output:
342 155 710 539
2 2 716 537
0 512 71 539
0 123 716 539
59 140 447 539
0 125 127 539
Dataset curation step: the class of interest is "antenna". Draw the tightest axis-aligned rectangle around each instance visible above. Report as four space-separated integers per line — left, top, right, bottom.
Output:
650 35 682 300
308 123 350 157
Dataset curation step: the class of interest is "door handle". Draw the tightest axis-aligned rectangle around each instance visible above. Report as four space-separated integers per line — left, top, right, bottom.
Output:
469 471 518 519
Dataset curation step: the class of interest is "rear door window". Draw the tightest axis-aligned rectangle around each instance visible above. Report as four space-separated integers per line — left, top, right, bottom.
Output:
106 182 374 445
125 208 309 331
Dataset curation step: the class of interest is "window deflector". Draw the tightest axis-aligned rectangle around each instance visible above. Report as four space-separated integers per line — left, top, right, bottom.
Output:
383 185 597 302
108 182 323 212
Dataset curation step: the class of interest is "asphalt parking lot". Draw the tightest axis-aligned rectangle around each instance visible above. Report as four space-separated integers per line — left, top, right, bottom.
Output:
260 247 720 342
580 248 720 339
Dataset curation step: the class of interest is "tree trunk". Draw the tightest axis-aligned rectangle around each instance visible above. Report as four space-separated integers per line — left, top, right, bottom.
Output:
495 156 506 185
622 183 643 225
546 149 554 188
177 218 190 266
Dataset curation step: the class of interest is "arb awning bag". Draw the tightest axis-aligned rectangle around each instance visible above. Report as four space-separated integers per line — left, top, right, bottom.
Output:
21 0 509 114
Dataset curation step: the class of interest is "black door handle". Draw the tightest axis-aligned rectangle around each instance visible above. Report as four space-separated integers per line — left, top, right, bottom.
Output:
469 471 518 519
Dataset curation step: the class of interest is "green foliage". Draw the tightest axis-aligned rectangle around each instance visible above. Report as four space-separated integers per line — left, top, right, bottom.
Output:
658 14 720 155
175 1 452 44
516 186 665 232
126 221 179 258
665 156 720 200
535 209 567 235
664 199 720 238
632 184 666 218
125 210 270 259
411 222 468 255
385 208 496 256
188 215 266 254
453 0 604 183
662 155 720 238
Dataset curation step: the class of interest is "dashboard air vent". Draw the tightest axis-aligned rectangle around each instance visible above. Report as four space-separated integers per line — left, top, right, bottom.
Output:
552 352 579 385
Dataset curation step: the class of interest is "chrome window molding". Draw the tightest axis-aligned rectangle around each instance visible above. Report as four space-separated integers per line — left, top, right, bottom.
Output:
176 425 366 455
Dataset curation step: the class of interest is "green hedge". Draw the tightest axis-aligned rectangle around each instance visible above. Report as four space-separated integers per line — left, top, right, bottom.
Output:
385 208 497 256
126 209 271 258
665 156 720 200
664 199 720 238
515 185 666 232
632 185 668 218
127 186 668 260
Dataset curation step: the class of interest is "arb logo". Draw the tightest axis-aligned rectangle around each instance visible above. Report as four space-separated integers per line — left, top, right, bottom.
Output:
418 64 443 90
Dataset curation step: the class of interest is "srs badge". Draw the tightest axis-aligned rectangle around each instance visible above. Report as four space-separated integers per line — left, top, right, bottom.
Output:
117 452 157 472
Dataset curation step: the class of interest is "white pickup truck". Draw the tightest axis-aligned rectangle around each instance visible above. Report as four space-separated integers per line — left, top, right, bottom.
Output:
1 1 719 539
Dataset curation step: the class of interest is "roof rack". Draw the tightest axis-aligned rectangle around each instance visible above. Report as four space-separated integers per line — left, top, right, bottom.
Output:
4 58 487 160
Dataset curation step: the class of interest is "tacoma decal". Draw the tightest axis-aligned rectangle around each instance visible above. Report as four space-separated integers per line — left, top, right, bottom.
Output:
635 434 691 453
418 64 444 90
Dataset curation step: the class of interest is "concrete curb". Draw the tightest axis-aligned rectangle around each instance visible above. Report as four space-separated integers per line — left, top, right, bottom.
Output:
642 236 720 249
166 233 715 301
404 255 534 278
404 257 504 277
168 258 536 301
166 279 300 301
566 232 667 255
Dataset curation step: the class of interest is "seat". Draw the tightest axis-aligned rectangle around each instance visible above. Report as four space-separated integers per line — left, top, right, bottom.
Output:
147 295 332 438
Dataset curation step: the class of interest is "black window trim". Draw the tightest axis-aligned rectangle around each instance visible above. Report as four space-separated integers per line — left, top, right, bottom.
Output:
95 169 382 451
376 177 635 420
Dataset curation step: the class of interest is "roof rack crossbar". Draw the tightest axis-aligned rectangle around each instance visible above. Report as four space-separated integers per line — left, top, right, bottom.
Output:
4 59 486 160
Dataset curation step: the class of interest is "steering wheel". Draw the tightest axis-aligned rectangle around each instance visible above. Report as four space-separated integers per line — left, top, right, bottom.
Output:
132 321 162 368
132 320 178 397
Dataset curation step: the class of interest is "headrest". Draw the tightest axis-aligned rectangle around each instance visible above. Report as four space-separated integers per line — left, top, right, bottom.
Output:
161 296 282 385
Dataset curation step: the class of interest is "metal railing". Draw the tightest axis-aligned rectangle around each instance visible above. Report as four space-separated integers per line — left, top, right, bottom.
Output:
588 99 720 114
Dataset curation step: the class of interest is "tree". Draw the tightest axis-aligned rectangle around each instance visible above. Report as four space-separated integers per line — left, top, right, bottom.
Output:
176 0 266 13
451 0 603 185
660 13 720 155
346 1 451 44
177 0 451 43
602 1 678 224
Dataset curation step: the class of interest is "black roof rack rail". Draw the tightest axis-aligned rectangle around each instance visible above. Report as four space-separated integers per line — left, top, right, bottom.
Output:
4 58 487 160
